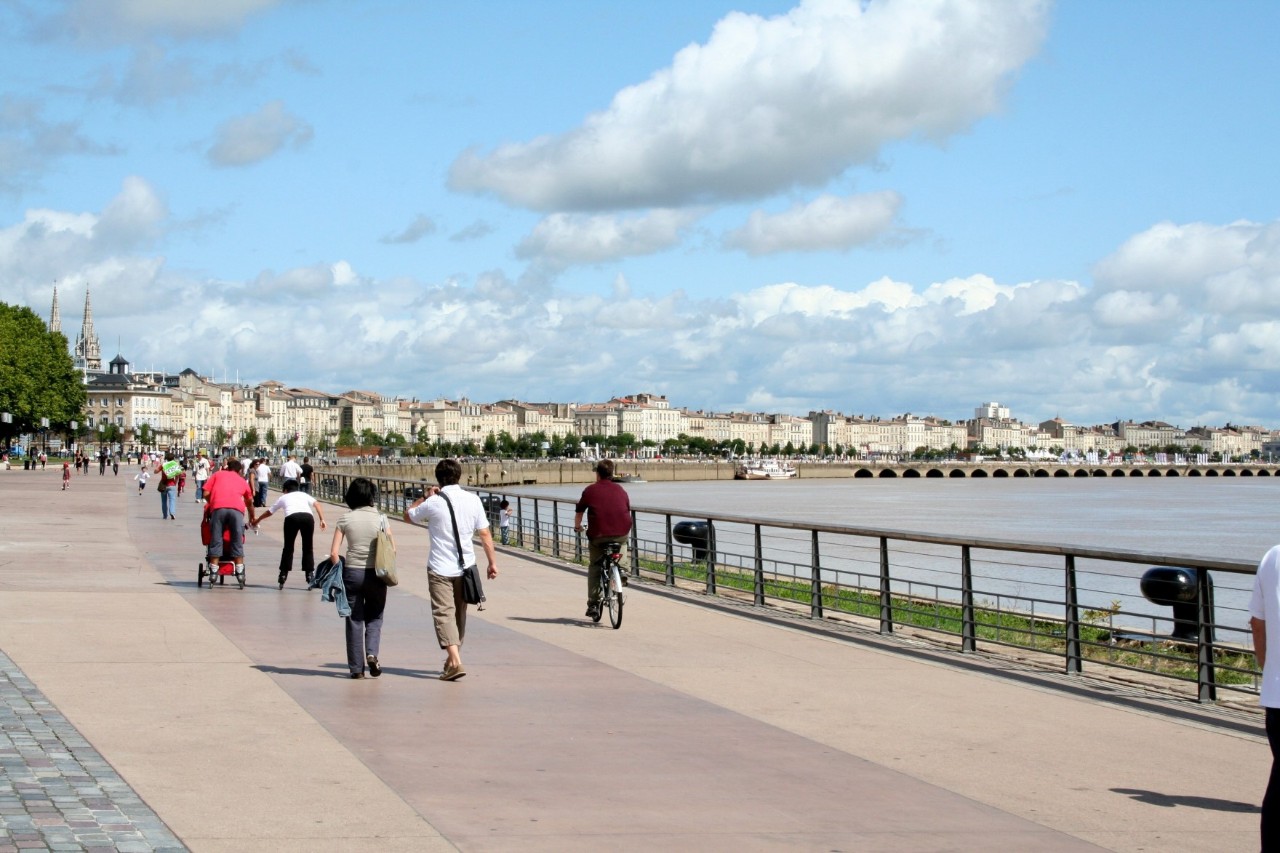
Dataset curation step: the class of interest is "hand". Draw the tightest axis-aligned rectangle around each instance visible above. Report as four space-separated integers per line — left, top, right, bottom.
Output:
487 564 498 579
319 521 327 529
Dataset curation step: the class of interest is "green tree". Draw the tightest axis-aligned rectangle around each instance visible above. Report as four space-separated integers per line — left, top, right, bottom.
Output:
213 427 229 449
265 428 278 449
138 423 154 449
483 432 498 454
384 431 407 446
0 302 87 447
337 428 358 447
239 427 259 449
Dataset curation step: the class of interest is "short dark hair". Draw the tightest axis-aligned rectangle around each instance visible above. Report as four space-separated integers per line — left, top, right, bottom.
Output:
282 479 299 493
225 458 243 473
345 477 378 509
435 458 462 486
596 459 615 480
500 499 509 508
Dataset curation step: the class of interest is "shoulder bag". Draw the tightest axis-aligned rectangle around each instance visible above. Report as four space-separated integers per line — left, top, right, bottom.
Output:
441 492 485 605
373 513 398 586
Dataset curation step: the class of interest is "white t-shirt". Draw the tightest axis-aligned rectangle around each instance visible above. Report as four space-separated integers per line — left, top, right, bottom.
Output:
195 458 210 481
406 485 488 577
256 464 271 483
268 491 317 518
1249 544 1280 707
279 459 302 481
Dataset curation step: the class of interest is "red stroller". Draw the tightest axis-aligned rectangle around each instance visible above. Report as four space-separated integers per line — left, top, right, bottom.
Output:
198 507 247 589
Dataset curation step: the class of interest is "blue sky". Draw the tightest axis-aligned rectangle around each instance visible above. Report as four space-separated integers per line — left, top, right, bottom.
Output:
3 0 1279 428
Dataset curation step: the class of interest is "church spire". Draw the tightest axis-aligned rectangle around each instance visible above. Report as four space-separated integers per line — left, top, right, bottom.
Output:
49 284 61 334
74 287 102 373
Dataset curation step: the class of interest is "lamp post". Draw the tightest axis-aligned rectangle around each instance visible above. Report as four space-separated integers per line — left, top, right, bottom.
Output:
40 417 49 459
69 421 78 456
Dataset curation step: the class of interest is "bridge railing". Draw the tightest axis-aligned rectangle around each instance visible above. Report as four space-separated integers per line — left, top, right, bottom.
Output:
300 470 1260 705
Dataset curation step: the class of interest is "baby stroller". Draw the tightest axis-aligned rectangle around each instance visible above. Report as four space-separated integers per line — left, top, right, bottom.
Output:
198 507 247 589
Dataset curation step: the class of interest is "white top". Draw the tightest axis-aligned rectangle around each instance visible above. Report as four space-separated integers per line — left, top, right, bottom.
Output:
279 459 302 481
1250 544 1280 707
268 491 318 518
195 457 211 481
256 464 271 483
406 485 488 577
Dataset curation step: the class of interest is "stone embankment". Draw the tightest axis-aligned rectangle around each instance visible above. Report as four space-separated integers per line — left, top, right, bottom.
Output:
319 458 1280 487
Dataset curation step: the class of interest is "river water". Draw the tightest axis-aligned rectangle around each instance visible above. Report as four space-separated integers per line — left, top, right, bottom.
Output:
514 477 1280 635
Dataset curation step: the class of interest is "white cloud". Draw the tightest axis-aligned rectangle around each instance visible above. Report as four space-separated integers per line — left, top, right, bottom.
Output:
59 0 282 43
724 191 902 255
381 215 437 245
515 209 701 267
449 0 1049 211
207 100 313 167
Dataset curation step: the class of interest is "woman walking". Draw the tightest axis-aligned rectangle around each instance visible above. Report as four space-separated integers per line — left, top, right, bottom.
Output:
327 478 389 679
154 451 179 520
404 458 498 681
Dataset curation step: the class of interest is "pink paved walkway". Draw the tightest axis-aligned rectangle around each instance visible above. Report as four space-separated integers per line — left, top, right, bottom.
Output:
0 465 1267 851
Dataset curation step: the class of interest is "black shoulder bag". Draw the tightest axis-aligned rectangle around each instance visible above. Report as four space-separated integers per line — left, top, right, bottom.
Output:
440 491 485 605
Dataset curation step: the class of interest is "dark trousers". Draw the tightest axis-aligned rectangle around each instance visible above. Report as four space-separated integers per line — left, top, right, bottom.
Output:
1266 707 1280 851
279 513 315 575
343 566 386 675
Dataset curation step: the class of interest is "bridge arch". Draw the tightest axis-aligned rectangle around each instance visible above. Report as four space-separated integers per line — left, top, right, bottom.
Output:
949 469 967 478
879 469 898 478
1054 469 1069 477
971 469 988 478
854 468 874 478
903 468 921 478
926 469 945 478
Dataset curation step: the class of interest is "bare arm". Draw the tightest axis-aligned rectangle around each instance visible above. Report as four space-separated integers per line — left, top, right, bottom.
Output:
1254 617 1267 671
313 501 326 530
328 527 345 565
476 527 498 579
573 511 584 532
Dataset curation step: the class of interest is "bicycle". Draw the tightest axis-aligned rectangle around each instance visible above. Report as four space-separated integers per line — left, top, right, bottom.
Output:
591 541 625 629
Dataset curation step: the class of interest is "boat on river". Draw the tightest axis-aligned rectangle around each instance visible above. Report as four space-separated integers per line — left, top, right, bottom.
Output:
734 459 797 480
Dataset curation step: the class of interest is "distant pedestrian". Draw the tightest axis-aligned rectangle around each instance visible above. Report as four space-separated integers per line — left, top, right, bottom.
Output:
112 457 119 476
499 499 513 545
255 458 271 507
154 451 180 520
300 457 314 494
61 461 71 490
194 453 211 501
135 467 149 495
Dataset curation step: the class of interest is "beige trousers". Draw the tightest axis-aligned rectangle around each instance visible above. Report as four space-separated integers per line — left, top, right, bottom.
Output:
428 571 467 649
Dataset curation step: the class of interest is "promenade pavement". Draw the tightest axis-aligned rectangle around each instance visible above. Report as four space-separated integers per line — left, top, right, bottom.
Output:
0 464 1269 851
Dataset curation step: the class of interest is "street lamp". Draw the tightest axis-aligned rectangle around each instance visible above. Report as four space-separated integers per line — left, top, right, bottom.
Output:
40 417 49 457
69 421 77 456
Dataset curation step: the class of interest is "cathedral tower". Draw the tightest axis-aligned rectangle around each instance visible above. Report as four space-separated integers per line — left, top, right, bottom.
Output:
74 288 102 373
49 284 61 334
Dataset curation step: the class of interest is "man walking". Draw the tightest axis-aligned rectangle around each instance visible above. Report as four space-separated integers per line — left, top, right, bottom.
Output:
1251 545 1280 850
573 459 631 620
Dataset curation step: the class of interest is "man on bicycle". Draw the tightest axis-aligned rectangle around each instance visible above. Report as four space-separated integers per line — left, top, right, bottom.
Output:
573 459 632 620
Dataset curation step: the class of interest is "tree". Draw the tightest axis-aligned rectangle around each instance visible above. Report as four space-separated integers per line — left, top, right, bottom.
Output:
138 423 154 449
483 432 498 455
0 302 87 448
337 428 358 447
384 431 407 446
265 428 278 449
359 428 382 446
213 426 229 450
239 427 259 449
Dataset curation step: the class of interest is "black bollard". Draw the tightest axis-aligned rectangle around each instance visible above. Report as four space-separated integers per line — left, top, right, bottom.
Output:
1139 567 1211 642
673 520 711 563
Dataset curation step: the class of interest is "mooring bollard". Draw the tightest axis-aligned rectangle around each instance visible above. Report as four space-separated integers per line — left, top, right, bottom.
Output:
673 520 711 563
1139 567 1211 641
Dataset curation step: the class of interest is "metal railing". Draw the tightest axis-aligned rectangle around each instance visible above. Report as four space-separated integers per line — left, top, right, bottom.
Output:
297 470 1260 705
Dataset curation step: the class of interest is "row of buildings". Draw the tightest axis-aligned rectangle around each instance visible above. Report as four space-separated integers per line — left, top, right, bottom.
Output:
50 290 1276 459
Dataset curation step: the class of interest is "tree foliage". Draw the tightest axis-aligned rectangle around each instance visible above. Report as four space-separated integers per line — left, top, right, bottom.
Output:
0 302 86 445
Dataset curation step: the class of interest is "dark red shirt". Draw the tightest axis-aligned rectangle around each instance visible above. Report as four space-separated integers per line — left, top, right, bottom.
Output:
576 479 632 539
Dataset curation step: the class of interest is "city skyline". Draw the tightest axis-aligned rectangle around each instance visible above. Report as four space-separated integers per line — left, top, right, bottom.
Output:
2 1 1279 427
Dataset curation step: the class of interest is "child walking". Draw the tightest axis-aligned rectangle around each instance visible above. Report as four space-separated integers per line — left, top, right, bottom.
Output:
61 461 71 490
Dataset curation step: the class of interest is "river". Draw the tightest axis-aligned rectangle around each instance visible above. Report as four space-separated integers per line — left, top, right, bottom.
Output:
512 477 1278 633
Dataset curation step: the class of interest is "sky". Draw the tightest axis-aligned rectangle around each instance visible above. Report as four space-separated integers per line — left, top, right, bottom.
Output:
2 0 1279 429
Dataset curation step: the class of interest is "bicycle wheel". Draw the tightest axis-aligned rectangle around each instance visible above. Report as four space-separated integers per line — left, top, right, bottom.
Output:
606 562 623 629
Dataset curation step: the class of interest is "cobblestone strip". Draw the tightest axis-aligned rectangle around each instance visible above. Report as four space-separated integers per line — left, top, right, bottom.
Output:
0 651 186 853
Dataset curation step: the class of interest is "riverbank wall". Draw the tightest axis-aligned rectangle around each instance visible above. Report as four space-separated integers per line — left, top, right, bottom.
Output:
316 458 1280 487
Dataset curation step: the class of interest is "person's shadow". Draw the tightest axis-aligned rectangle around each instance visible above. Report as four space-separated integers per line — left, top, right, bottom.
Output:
508 616 604 629
1111 788 1259 813
254 664 438 679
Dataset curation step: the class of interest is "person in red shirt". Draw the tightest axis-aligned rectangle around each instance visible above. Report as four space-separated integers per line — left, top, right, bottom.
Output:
203 458 257 573
573 459 632 620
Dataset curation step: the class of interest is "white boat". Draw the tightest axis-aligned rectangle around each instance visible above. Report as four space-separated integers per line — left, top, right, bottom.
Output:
734 459 797 480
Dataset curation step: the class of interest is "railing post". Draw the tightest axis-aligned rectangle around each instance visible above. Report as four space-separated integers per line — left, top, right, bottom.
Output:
879 537 893 634
706 519 717 595
753 524 765 606
1064 554 1082 674
552 503 560 559
810 530 823 619
961 545 976 653
629 510 639 576
533 499 541 553
516 496 525 547
664 514 675 586
1197 568 1217 703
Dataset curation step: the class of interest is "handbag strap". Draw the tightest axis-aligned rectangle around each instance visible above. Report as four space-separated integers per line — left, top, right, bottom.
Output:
439 491 467 569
